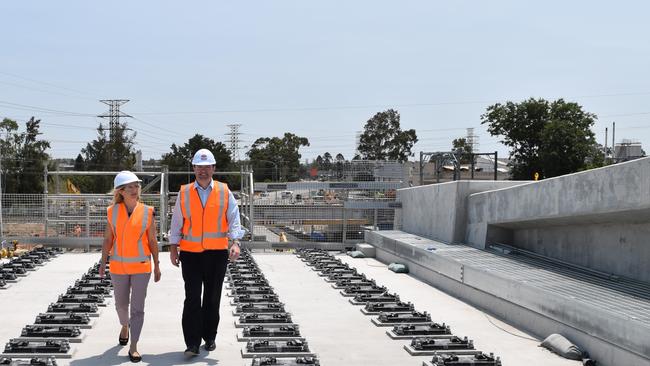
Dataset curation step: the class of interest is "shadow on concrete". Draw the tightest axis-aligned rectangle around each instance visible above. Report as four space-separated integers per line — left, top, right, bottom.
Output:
69 346 220 366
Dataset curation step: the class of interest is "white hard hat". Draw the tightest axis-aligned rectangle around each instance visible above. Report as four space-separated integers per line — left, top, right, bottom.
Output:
192 149 216 166
114 171 142 189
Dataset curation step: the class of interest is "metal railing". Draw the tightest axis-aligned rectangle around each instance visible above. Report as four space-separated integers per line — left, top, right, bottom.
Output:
250 181 401 244
0 169 255 247
0 169 401 247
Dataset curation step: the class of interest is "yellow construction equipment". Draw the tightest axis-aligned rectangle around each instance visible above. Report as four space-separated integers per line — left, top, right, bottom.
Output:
66 179 80 194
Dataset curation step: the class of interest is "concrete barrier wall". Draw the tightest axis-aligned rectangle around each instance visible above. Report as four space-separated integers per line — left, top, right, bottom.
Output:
396 181 526 243
466 156 650 282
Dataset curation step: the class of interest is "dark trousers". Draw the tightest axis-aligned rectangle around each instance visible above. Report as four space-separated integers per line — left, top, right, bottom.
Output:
179 249 229 348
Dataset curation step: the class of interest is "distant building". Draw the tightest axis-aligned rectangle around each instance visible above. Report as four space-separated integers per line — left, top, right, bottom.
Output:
614 140 645 162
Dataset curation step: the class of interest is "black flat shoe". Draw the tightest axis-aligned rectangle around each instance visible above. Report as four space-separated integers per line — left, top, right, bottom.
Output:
128 351 142 363
118 330 129 346
204 340 216 351
184 345 200 357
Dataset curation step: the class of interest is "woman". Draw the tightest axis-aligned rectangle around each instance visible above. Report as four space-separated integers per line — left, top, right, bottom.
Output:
99 171 161 363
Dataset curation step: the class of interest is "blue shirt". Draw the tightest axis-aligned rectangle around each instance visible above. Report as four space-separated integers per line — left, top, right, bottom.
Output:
169 180 245 244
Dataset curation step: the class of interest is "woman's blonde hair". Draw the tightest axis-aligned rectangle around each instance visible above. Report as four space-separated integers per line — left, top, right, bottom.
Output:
111 184 142 205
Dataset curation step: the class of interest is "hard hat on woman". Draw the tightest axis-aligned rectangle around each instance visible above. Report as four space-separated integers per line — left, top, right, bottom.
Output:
114 171 142 189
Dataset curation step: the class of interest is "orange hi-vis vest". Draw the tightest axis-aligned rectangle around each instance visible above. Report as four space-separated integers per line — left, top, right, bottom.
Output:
107 202 153 275
178 181 230 252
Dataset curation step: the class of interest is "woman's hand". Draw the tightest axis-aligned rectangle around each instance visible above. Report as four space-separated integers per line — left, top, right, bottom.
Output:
98 262 106 278
154 265 161 282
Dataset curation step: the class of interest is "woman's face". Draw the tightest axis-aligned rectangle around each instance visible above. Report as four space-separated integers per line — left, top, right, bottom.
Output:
120 182 140 201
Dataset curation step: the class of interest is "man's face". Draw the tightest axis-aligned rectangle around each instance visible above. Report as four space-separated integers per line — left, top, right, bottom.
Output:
193 164 215 181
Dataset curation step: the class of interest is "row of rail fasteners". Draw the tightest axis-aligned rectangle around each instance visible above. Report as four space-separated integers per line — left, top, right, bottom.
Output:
0 247 63 290
1 255 113 364
227 248 320 366
295 248 503 366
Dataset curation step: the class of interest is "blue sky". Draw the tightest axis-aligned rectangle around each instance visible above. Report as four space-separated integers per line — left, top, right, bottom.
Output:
1 1 649 161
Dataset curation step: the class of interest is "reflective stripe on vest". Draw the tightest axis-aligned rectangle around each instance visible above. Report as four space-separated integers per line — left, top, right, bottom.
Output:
108 203 152 273
179 181 229 251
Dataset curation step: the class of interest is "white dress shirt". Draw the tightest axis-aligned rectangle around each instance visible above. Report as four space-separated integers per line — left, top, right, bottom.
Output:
169 180 245 244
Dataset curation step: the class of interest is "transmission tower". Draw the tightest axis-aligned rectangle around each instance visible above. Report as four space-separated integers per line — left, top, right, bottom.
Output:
226 124 243 161
466 127 479 152
98 100 132 143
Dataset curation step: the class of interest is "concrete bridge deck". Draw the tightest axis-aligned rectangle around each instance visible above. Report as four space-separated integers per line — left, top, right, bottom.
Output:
366 230 650 366
0 251 581 365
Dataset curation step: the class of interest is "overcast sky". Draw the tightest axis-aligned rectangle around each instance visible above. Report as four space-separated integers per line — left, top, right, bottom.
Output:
2 1 649 162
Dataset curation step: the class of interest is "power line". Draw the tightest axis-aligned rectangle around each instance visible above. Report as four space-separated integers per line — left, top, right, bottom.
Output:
0 100 95 117
130 116 191 137
0 71 101 98
0 80 98 101
122 91 650 116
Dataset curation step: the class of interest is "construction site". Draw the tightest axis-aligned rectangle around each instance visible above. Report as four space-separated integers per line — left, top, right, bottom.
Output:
3 2 650 365
0 154 647 366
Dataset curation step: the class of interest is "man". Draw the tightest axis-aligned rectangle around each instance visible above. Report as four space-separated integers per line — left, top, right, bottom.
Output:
169 148 244 356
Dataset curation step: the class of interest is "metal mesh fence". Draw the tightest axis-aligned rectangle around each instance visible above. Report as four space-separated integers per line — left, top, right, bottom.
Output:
1 194 45 237
0 170 398 244
251 181 401 243
0 194 162 239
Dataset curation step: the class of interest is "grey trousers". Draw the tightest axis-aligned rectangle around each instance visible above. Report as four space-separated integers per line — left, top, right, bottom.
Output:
110 272 151 343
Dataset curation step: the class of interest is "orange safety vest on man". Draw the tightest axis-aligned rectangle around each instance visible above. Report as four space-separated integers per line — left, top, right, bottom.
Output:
107 202 153 275
178 181 230 252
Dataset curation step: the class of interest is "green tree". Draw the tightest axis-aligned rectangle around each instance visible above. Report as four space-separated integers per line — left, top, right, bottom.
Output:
452 137 473 164
161 134 232 192
0 117 50 193
20 117 51 193
74 154 85 170
80 122 137 192
481 98 603 179
335 153 345 179
0 118 20 193
247 133 309 182
322 152 332 172
358 109 418 162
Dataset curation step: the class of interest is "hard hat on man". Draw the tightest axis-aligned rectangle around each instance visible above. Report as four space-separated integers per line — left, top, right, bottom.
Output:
114 171 142 189
192 149 216 166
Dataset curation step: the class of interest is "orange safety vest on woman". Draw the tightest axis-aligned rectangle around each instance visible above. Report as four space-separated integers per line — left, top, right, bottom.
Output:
178 181 230 252
108 202 153 275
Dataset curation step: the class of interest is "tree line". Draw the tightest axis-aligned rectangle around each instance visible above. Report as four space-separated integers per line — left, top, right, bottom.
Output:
0 98 616 193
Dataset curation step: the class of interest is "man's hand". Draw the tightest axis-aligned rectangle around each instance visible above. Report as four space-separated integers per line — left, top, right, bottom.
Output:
98 262 106 278
169 245 180 267
229 241 240 261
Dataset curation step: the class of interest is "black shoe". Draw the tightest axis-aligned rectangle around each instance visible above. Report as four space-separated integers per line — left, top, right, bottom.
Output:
184 345 200 357
203 340 216 351
128 351 142 363
118 328 129 346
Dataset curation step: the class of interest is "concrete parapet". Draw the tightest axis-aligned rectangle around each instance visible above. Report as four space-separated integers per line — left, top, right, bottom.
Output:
466 156 650 282
396 181 526 244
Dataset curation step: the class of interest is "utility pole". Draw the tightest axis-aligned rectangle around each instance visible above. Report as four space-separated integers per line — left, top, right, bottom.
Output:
226 124 242 161
98 100 131 143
